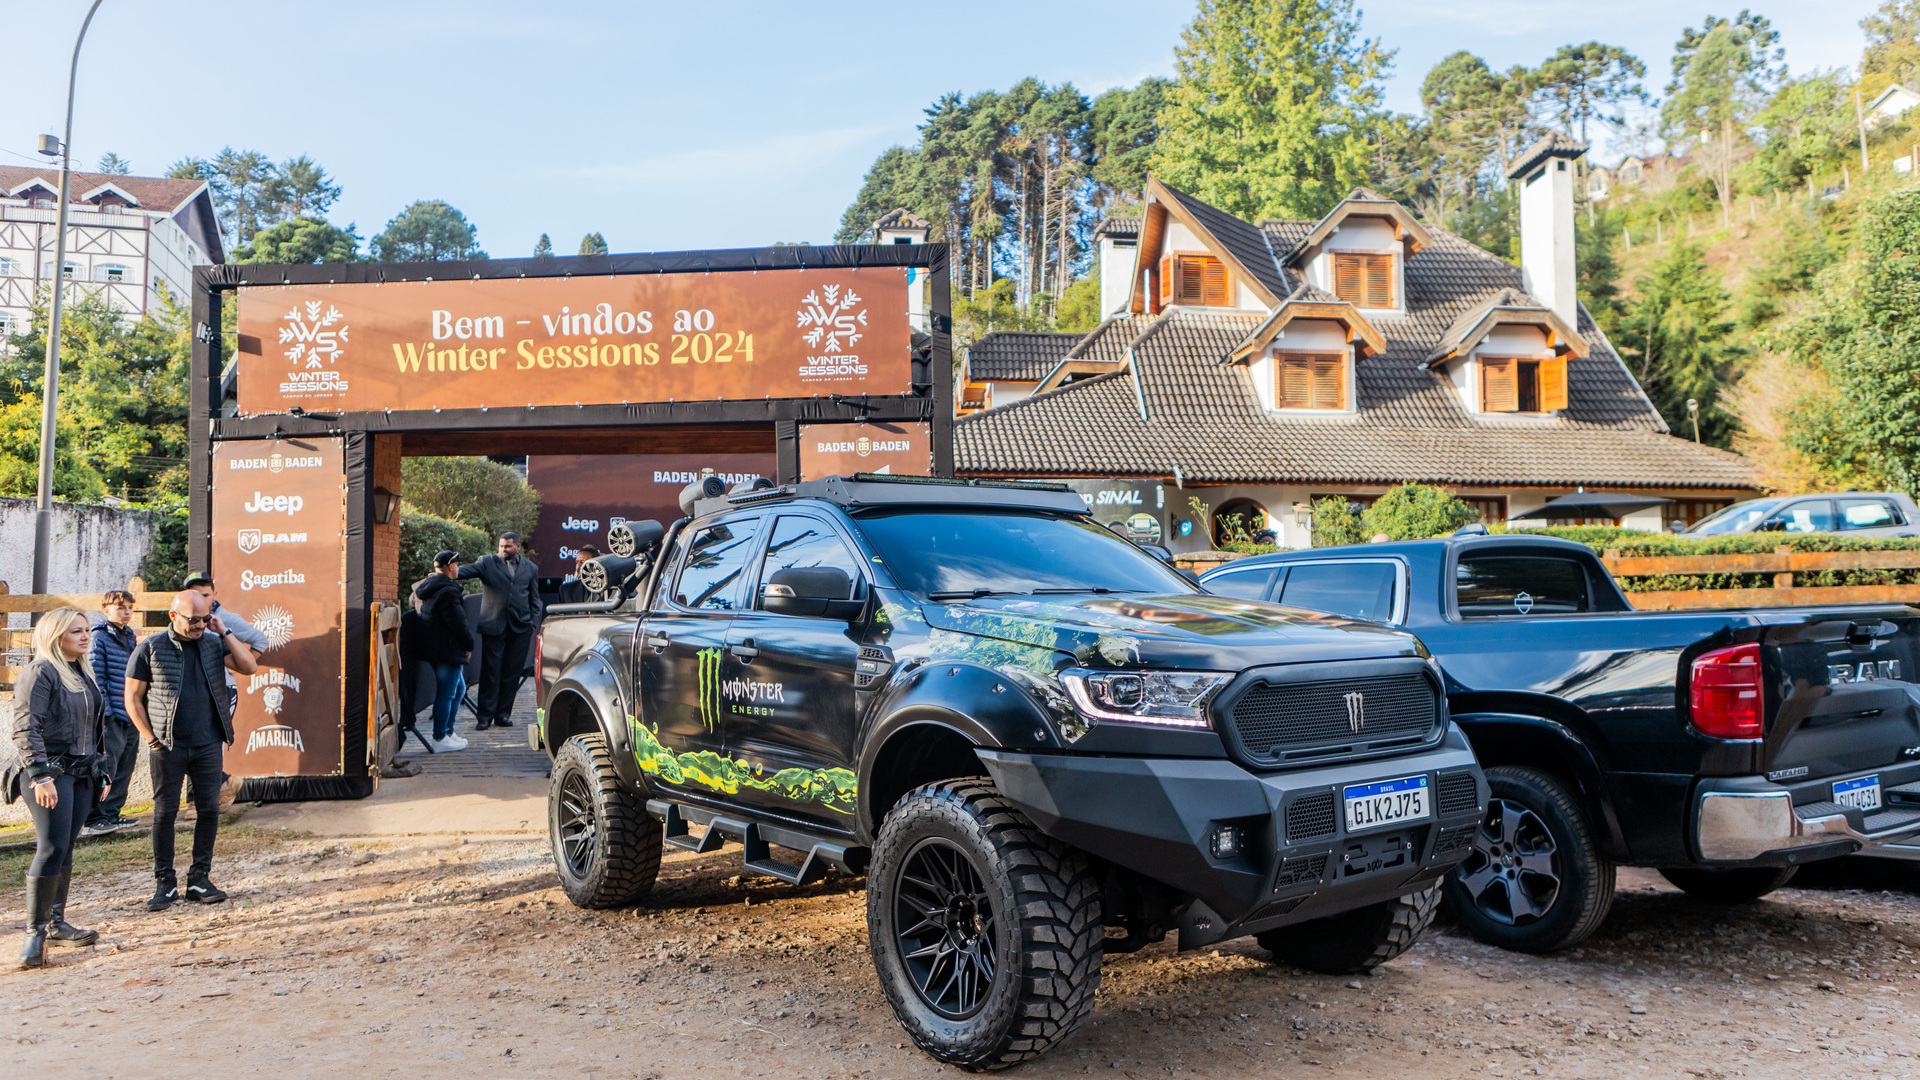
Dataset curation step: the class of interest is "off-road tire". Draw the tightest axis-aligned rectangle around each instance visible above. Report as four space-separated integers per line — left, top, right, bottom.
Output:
548 733 661 908
1442 765 1615 954
1658 865 1799 903
867 778 1103 1071
1257 882 1441 974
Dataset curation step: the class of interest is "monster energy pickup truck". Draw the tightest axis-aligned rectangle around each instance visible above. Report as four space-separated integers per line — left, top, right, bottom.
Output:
533 474 1487 1070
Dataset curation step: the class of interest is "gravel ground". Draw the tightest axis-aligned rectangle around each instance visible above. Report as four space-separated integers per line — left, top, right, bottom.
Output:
5 831 1920 1079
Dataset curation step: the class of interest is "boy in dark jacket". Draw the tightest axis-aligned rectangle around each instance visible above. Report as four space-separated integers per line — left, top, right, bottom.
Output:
413 551 476 751
84 590 141 834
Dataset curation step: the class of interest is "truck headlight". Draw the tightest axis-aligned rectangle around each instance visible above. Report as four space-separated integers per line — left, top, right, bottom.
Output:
1060 668 1232 729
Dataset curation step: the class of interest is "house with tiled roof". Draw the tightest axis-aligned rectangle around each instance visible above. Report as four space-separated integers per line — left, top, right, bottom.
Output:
0 165 223 337
954 134 1759 549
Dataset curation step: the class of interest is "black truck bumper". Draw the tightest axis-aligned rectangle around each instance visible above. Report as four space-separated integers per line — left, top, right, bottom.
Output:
975 723 1486 950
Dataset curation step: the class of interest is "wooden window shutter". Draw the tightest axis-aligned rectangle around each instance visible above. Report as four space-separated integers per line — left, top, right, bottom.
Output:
1312 357 1345 409
1159 255 1173 306
1177 257 1205 303
1482 357 1518 412
1276 354 1346 409
1333 254 1362 304
1203 258 1229 306
1363 254 1393 308
1279 358 1313 408
1332 253 1394 308
1538 356 1569 411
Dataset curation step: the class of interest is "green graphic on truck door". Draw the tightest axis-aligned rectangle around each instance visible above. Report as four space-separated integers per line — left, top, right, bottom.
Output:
628 716 856 815
697 646 723 731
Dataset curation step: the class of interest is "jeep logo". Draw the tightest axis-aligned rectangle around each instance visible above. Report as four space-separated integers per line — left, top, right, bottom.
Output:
563 517 601 532
243 492 303 514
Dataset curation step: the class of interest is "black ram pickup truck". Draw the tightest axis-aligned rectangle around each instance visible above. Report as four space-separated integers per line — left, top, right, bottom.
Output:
533 474 1487 1070
1202 533 1920 953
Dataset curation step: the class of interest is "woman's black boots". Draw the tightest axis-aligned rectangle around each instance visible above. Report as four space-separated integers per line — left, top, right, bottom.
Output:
46 871 97 947
18 875 55 969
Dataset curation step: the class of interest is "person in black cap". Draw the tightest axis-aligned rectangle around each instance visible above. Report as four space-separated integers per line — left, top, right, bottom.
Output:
423 532 540 731
412 551 475 752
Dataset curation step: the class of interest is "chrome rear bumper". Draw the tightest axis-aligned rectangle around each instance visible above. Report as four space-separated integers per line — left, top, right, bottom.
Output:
1697 785 1920 863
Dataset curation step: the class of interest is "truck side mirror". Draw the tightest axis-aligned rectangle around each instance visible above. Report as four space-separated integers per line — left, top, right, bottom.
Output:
762 567 863 621
1140 543 1175 564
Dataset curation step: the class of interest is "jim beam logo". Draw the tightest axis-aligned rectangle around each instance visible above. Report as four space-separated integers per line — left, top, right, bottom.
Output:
795 284 868 381
245 667 306 754
278 300 351 397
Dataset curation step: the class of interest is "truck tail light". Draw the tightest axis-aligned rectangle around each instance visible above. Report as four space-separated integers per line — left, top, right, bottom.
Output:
1689 642 1763 739
534 633 543 689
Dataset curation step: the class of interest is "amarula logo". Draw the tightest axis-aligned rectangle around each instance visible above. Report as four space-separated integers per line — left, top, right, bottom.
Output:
246 724 306 754
698 647 723 732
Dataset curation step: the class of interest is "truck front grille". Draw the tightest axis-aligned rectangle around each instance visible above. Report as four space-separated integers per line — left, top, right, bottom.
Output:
1285 793 1337 842
1223 671 1440 765
1438 772 1480 817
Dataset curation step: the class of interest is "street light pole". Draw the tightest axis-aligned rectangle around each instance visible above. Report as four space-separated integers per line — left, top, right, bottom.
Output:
31 0 106 600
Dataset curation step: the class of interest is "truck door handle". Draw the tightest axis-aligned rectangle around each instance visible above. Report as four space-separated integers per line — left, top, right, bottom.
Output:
644 631 670 651
730 639 759 661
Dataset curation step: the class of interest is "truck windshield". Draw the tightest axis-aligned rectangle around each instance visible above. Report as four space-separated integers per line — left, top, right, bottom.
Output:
856 510 1196 598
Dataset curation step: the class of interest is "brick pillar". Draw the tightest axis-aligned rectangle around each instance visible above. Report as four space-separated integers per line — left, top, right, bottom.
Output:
372 434 403 603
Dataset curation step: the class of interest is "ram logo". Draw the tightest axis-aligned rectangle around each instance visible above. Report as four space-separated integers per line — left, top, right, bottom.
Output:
1345 691 1366 734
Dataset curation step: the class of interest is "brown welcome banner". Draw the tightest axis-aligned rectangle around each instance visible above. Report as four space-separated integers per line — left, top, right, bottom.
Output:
210 437 346 777
233 268 913 416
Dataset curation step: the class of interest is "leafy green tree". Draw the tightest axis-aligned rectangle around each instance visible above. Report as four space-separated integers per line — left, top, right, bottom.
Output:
1782 187 1920 494
533 233 553 258
578 232 608 256
1739 200 1837 327
231 216 361 264
835 145 920 245
398 508 489 591
1612 241 1745 446
370 200 486 262
1361 484 1478 540
1575 206 1624 324
1662 12 1785 226
1861 0 1920 98
1750 72 1855 194
95 152 131 175
167 150 342 247
267 156 342 221
1421 51 1538 180
1088 78 1171 202
1154 0 1393 221
1531 43 1647 143
1310 495 1367 546
399 457 538 544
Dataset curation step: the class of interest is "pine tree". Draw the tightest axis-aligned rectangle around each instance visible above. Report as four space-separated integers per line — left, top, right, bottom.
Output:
1153 0 1393 221
578 232 608 257
533 233 553 258
1613 242 1744 446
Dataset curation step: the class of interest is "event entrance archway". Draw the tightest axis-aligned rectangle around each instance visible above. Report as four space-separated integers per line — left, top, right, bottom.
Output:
190 245 950 800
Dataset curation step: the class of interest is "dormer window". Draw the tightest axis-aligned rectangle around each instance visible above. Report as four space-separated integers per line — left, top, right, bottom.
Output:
1275 352 1349 410
1331 252 1394 308
1481 356 1568 413
1158 254 1229 307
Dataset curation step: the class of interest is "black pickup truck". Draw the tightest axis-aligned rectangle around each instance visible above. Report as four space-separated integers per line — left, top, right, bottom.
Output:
1202 534 1920 953
533 474 1487 1069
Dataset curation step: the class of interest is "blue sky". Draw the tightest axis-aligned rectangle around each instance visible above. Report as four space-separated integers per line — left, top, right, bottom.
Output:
2 1 1875 257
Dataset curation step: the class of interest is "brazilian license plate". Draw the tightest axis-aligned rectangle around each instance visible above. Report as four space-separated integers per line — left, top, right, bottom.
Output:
1833 774 1883 813
1343 775 1431 834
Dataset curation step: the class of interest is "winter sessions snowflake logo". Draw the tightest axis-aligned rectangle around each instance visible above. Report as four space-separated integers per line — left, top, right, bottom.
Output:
277 300 352 398
795 284 868 381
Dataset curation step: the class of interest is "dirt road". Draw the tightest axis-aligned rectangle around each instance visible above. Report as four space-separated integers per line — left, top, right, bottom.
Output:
6 831 1920 1079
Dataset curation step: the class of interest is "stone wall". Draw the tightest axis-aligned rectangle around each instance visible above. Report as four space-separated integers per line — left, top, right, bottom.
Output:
0 497 153 598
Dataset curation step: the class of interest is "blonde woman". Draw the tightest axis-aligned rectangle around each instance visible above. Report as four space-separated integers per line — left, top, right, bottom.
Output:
7 607 106 968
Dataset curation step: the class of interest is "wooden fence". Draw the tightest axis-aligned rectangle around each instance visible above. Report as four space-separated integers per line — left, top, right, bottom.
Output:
0 578 170 685
1600 546 1920 611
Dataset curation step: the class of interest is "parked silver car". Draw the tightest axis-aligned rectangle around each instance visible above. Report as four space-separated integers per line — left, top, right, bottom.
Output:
1683 492 1920 537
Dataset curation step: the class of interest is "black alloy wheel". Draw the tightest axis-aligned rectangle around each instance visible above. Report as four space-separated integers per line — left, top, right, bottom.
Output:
892 838 1000 1019
547 733 662 909
1457 798 1561 925
1441 765 1614 954
556 768 598 879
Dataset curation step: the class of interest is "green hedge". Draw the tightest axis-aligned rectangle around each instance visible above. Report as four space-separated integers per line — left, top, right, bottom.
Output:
398 507 489 594
1499 526 1920 592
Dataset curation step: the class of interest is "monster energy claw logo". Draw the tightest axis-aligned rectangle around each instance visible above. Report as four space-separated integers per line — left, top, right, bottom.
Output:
698 647 724 731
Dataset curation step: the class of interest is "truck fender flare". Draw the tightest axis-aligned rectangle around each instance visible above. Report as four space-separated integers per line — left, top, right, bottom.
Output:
1449 704 1628 858
545 655 634 777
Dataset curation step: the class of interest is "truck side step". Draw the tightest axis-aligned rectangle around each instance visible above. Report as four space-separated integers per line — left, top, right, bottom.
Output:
647 800 863 885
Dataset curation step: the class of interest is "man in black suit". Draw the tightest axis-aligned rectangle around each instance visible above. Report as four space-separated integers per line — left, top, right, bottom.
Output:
447 531 542 730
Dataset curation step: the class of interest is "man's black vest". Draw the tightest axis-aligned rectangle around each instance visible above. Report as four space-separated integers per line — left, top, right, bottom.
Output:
145 631 233 748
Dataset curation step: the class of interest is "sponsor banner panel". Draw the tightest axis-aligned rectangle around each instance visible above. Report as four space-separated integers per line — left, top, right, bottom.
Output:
210 438 346 777
1065 479 1167 545
526 453 778 564
797 421 932 480
233 269 912 416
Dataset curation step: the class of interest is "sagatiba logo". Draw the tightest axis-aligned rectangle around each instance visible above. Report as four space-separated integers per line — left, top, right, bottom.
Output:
796 284 868 381
252 605 295 651
241 569 305 592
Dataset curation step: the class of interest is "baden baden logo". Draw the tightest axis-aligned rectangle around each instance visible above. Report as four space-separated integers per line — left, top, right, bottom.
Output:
227 454 323 472
280 300 348 370
252 605 295 651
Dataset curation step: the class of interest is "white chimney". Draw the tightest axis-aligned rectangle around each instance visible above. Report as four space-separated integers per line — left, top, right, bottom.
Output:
1095 216 1139 318
1509 133 1585 328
